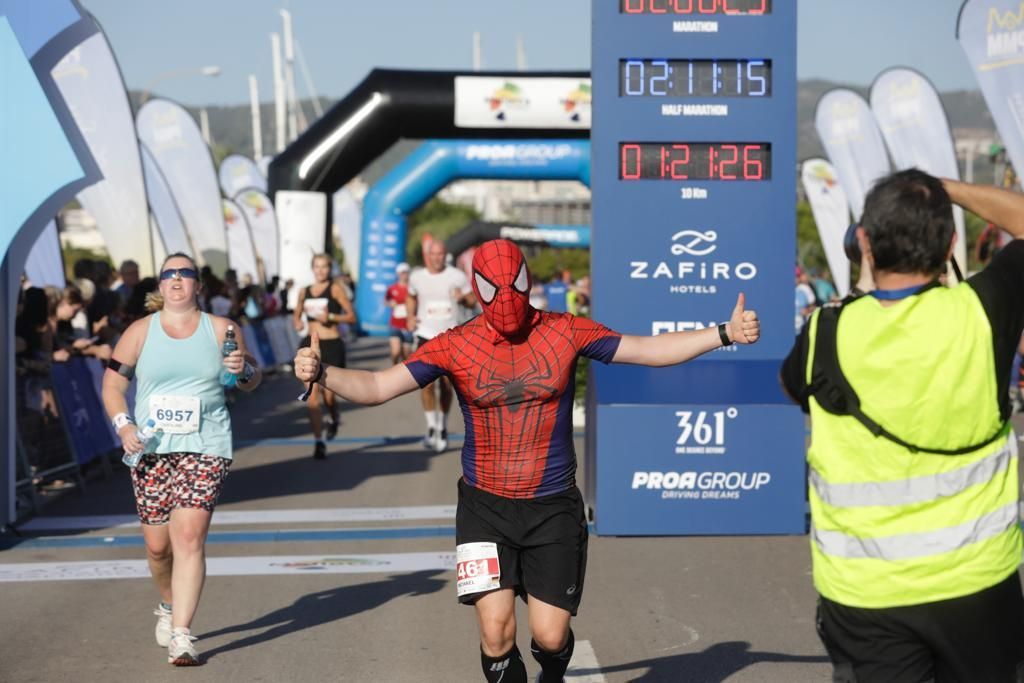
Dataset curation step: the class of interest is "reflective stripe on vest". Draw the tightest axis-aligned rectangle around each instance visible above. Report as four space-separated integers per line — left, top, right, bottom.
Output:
812 500 1019 561
803 286 1023 608
809 438 1014 509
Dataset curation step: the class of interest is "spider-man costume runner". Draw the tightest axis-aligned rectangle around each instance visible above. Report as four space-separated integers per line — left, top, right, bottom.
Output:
294 238 761 683
405 240 620 499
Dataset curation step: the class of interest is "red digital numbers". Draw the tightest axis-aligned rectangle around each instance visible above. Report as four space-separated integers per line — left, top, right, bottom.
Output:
619 143 769 181
621 0 768 15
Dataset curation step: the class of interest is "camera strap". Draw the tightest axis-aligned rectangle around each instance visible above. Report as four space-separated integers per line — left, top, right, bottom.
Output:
808 303 1008 456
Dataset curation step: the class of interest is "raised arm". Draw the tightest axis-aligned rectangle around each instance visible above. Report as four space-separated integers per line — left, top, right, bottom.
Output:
613 293 760 366
295 332 419 404
944 179 1024 238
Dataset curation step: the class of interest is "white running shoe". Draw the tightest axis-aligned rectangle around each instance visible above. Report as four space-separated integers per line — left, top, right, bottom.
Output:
422 428 436 450
153 604 172 647
434 429 448 453
167 628 199 666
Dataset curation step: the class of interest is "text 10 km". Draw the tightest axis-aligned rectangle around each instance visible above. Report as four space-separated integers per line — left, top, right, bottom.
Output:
621 0 770 15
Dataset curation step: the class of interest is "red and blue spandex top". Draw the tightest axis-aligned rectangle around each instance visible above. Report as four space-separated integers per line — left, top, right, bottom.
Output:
405 311 622 499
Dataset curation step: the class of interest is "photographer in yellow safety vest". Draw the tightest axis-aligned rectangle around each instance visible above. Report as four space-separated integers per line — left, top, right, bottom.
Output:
782 170 1024 682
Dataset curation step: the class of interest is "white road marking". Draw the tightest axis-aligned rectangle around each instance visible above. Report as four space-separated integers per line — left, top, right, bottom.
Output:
567 639 607 682
0 552 456 582
18 505 457 531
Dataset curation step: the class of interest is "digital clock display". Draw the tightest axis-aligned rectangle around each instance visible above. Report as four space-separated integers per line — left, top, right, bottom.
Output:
620 59 771 97
620 0 771 15
619 142 771 181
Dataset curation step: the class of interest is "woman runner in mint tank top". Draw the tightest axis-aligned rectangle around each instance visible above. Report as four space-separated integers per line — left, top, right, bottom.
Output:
102 253 263 667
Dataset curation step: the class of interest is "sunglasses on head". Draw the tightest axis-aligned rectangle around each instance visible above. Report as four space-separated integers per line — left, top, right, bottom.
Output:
159 267 198 281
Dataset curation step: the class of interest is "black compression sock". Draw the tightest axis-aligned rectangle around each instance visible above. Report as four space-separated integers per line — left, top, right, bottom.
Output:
530 629 574 682
481 644 527 683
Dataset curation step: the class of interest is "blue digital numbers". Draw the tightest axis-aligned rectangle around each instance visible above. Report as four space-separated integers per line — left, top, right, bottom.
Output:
619 59 770 98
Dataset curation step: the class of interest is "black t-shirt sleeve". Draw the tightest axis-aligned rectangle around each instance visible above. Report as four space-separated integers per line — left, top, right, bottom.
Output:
780 320 812 413
968 239 1024 413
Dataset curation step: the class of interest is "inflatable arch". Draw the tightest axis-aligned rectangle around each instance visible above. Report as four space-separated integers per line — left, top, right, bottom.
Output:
445 220 591 259
268 69 590 199
356 139 590 334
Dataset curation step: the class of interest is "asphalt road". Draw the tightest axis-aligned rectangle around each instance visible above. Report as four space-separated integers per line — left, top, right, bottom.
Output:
0 336 935 682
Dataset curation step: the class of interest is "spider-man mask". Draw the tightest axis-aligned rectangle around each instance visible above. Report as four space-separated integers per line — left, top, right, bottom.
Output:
472 239 533 338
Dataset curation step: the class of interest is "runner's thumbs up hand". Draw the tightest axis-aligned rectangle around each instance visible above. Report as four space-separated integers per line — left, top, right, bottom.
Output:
728 292 760 345
294 332 323 382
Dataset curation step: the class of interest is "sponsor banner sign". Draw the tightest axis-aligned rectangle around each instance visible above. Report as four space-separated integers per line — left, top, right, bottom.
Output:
222 198 259 283
594 404 806 535
0 552 456 583
276 190 327 311
137 99 227 273
454 76 591 129
814 89 891 221
140 143 193 257
53 32 154 275
219 153 266 198
959 1 1024 183
333 187 362 279
870 68 966 270
236 189 280 280
24 219 65 289
801 159 851 297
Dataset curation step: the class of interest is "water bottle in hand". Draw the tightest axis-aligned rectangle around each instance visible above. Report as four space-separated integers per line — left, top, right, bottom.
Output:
220 325 239 387
122 419 158 469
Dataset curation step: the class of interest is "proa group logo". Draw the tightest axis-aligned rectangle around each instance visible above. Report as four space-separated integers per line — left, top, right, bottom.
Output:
986 3 1024 59
486 81 530 121
629 229 757 295
560 81 592 123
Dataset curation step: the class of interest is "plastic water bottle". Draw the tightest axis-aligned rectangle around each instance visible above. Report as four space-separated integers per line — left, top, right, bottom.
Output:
220 325 239 387
122 419 158 469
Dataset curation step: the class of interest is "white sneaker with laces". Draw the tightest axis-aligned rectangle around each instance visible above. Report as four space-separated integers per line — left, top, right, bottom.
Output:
153 604 172 647
167 628 199 666
434 429 448 453
423 428 436 450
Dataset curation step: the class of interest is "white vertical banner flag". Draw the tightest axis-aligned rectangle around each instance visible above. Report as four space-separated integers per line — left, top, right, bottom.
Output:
150 214 168 266
801 160 851 298
276 190 326 310
223 199 259 283
52 32 154 276
25 220 66 289
815 89 891 221
236 189 280 280
140 143 194 258
136 99 227 273
870 68 967 271
333 188 362 279
219 154 267 198
959 1 1024 189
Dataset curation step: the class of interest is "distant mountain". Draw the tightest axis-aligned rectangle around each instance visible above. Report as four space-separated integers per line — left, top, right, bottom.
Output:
131 79 997 170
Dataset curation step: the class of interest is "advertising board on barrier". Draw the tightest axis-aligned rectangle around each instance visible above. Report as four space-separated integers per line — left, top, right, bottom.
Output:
595 404 805 535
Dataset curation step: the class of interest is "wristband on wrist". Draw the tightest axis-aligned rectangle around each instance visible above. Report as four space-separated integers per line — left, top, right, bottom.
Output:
112 412 134 431
717 322 733 347
239 361 257 384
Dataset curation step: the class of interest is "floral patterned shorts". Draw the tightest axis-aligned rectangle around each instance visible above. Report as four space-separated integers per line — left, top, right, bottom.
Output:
130 453 230 525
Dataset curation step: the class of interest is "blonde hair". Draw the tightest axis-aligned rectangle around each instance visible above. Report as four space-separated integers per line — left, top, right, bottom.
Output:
153 251 200 312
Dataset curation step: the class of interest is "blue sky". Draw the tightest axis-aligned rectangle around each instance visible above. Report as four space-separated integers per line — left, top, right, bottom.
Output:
80 0 977 106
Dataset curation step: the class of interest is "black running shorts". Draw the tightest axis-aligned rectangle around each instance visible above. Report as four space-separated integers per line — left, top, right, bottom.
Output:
300 335 346 368
816 571 1024 683
455 478 589 615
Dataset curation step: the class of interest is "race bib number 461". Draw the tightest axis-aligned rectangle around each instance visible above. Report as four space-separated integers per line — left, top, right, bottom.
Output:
456 542 501 597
